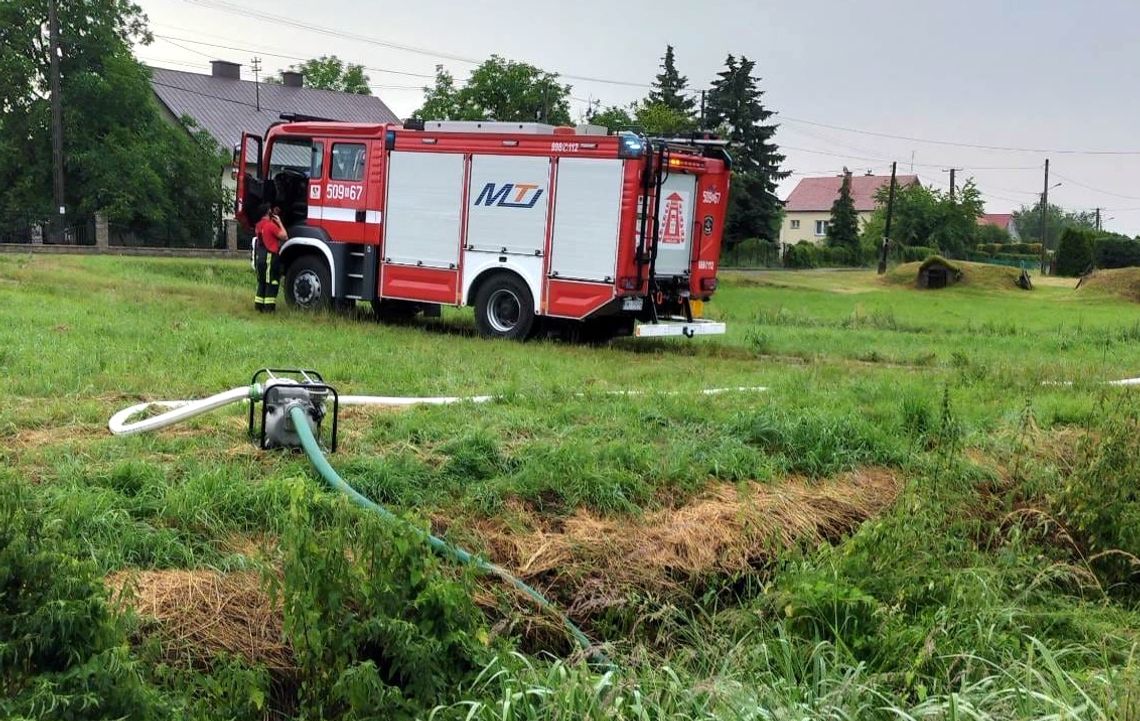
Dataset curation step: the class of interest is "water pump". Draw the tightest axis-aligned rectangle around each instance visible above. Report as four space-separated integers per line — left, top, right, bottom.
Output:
247 368 339 452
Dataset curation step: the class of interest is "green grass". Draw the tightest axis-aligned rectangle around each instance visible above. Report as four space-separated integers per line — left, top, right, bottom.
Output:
3 254 1140 719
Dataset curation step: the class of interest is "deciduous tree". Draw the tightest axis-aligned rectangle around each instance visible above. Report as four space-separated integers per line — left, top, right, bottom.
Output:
1011 201 1095 248
0 0 225 244
271 55 370 94
412 56 571 125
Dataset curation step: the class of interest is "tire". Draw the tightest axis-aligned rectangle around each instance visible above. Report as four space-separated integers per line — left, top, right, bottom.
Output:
473 273 535 340
284 254 331 311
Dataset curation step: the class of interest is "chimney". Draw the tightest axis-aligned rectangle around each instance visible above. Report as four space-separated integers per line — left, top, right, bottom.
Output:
210 60 241 80
282 71 303 88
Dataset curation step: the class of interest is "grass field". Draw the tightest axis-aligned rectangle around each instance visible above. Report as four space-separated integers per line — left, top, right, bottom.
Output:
3 253 1140 719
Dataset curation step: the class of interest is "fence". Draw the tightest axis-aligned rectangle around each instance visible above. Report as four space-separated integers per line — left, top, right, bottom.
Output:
1 213 240 252
720 241 783 268
0 215 95 246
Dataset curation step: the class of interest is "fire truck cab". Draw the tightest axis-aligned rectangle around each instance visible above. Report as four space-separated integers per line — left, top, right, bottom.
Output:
235 119 731 340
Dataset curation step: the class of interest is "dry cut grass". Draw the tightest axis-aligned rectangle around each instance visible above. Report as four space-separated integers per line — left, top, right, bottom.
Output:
474 467 901 616
106 569 293 672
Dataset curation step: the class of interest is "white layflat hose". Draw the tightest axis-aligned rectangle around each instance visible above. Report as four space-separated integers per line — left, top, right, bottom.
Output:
108 384 769 436
108 386 254 436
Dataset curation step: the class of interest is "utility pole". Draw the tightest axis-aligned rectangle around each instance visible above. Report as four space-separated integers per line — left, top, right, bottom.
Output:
1040 158 1050 273
251 57 261 111
700 89 706 128
1096 207 1102 232
943 168 961 201
48 0 65 240
878 161 898 275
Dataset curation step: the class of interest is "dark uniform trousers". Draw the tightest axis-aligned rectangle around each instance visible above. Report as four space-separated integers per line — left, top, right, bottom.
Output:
254 243 281 312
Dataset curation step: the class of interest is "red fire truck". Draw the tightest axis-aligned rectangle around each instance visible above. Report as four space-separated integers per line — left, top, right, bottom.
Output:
235 118 731 340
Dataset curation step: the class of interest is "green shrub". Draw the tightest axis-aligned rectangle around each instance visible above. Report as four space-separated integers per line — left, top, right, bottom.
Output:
1056 410 1140 586
1008 242 1043 255
1055 227 1095 276
783 242 818 269
899 245 938 262
976 224 1012 246
280 487 491 719
1093 235 1140 269
0 480 169 719
992 253 1040 263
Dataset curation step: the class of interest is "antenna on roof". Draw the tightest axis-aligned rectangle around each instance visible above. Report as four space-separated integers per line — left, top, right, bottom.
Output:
251 56 262 111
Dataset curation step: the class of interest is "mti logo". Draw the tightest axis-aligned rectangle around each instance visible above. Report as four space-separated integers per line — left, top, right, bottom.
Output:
474 182 544 208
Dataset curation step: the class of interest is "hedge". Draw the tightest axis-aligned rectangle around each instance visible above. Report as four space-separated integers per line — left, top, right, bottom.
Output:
1093 236 1140 269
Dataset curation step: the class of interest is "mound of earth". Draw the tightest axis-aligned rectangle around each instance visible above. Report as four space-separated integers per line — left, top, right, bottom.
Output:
1075 267 1140 301
885 258 1026 290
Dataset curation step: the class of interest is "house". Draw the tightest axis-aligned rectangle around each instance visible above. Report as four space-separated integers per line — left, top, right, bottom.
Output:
149 60 400 198
780 173 920 247
978 213 1019 240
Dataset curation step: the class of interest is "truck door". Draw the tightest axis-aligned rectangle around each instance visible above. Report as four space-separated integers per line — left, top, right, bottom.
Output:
234 133 263 228
653 172 698 278
321 140 370 243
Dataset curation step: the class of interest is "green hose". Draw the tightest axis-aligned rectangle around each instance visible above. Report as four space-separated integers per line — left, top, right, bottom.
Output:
288 405 606 665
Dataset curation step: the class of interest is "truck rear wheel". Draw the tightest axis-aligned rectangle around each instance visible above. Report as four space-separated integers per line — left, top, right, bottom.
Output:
474 274 535 340
284 254 331 311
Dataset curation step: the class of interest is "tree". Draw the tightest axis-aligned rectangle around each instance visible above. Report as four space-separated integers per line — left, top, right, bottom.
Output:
858 179 983 258
412 55 571 124
414 65 467 121
646 45 696 116
1011 201 1096 249
1055 227 1095 276
272 55 370 94
826 170 859 259
976 223 1012 246
705 55 788 243
0 0 226 244
634 102 696 136
587 104 634 131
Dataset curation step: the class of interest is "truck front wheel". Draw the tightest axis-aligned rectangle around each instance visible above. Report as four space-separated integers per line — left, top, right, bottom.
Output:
474 274 535 340
284 254 331 311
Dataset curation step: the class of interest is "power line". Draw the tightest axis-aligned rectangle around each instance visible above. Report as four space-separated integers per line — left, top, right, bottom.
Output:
150 79 286 112
1050 172 1140 201
181 0 650 88
780 115 1140 156
779 143 1038 172
166 7 1140 160
155 35 216 60
152 32 437 79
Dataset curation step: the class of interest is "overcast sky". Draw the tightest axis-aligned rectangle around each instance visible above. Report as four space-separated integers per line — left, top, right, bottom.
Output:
136 0 1140 235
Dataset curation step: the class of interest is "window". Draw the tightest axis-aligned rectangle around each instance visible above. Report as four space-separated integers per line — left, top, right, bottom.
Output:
790 219 800 229
330 143 366 181
310 141 324 178
815 220 829 236
268 138 313 177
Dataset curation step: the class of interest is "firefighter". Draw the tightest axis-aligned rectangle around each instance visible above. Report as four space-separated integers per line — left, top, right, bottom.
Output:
254 205 287 312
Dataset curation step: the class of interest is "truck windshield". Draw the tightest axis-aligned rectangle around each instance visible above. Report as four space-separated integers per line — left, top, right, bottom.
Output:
268 138 314 178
